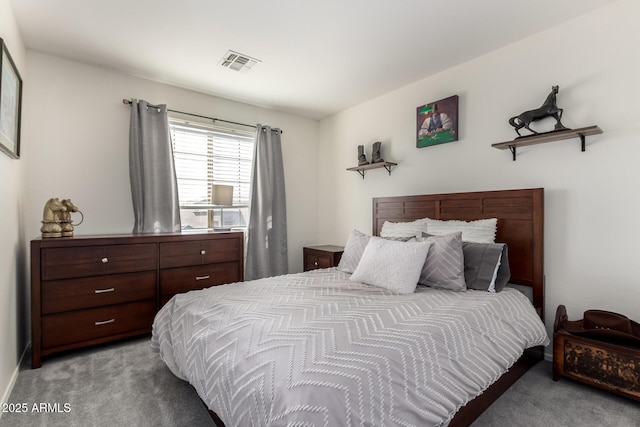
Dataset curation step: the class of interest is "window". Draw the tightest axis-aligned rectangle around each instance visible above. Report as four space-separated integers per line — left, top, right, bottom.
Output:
169 118 255 231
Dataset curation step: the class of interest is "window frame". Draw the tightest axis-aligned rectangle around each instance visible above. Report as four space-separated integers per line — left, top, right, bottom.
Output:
168 116 255 231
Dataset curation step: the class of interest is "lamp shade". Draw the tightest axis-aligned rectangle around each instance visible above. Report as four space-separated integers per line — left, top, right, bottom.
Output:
211 184 233 206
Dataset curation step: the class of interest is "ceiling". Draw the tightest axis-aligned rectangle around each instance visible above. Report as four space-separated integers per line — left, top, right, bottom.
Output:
10 0 617 120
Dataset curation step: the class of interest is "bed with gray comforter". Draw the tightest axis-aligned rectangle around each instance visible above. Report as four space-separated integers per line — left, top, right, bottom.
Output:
152 267 548 426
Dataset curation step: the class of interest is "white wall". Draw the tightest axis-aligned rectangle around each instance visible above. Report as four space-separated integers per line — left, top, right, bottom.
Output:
2 27 320 406
318 0 640 351
0 0 27 411
23 52 319 272
11 51 319 394
4 0 638 404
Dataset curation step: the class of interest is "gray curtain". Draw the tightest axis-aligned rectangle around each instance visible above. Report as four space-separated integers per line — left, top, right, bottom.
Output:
129 99 181 233
245 125 288 280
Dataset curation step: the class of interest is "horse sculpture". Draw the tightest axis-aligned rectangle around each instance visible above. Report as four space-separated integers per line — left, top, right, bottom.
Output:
509 85 568 137
41 198 66 238
59 199 84 237
40 198 84 238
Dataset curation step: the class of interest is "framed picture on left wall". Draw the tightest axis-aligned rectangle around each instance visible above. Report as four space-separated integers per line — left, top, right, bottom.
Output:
0 38 23 159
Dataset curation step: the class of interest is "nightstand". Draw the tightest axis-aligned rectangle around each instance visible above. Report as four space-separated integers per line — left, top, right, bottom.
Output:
303 245 344 271
552 305 640 402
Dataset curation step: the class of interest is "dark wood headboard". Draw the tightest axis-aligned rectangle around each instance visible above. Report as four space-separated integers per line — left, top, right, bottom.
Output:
372 188 544 318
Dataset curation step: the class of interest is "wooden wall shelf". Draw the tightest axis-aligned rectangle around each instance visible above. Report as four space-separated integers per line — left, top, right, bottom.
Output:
492 125 602 161
347 161 397 179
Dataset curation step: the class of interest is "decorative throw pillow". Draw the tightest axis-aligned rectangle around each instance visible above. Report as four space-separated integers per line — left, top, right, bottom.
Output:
380 218 428 238
337 229 370 273
425 218 497 243
415 232 466 291
461 242 511 292
337 229 416 273
349 237 432 294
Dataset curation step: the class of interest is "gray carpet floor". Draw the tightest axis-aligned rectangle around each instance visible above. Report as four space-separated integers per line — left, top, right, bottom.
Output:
1 336 638 427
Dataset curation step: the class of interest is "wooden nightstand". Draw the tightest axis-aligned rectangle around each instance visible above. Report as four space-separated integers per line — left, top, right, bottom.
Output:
303 245 344 271
553 305 640 402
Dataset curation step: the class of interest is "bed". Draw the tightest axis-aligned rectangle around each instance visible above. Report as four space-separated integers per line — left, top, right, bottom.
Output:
152 188 548 426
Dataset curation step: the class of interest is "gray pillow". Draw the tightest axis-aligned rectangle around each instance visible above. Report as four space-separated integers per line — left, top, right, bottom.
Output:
415 232 466 291
462 242 510 292
337 229 415 274
337 229 370 273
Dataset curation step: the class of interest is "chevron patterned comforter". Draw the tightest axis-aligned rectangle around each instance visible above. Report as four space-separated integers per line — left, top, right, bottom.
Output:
152 268 548 426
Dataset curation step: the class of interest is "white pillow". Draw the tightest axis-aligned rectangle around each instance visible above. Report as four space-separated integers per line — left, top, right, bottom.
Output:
425 218 497 243
380 218 428 238
349 237 432 294
487 252 503 293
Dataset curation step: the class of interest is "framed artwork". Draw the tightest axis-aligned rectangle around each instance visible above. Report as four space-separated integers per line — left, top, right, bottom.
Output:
416 95 458 148
0 38 23 159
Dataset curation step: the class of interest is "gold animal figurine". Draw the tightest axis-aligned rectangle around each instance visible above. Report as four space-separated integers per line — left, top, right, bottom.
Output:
59 199 83 237
41 198 66 238
41 198 84 238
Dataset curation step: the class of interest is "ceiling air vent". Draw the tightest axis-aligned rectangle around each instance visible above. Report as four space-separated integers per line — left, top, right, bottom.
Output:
219 50 260 73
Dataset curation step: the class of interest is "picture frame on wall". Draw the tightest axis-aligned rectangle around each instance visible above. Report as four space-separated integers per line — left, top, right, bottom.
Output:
0 38 23 159
416 95 458 148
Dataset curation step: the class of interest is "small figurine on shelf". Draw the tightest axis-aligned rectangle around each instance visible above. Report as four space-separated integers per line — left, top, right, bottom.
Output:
357 145 369 166
509 85 569 138
372 141 384 163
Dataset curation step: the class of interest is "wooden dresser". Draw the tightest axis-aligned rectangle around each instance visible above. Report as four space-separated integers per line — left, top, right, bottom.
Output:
31 231 244 368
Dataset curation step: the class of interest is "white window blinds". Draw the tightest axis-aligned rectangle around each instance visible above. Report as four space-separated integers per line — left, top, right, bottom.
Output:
169 118 255 230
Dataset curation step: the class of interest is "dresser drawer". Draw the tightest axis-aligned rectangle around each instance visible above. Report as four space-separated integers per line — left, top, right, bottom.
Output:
42 271 156 314
42 244 157 280
303 246 344 271
160 238 240 269
304 253 334 271
160 262 240 299
42 300 155 350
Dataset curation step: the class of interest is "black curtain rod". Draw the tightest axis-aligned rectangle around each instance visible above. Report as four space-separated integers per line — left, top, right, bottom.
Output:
122 99 282 133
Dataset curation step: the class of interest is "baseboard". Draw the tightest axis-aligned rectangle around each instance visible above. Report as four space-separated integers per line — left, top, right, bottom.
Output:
0 342 30 420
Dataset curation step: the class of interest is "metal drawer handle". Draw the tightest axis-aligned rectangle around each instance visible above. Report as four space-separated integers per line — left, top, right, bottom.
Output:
94 288 115 294
200 250 206 255
314 261 318 266
95 319 115 326
195 275 210 281
101 257 109 263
